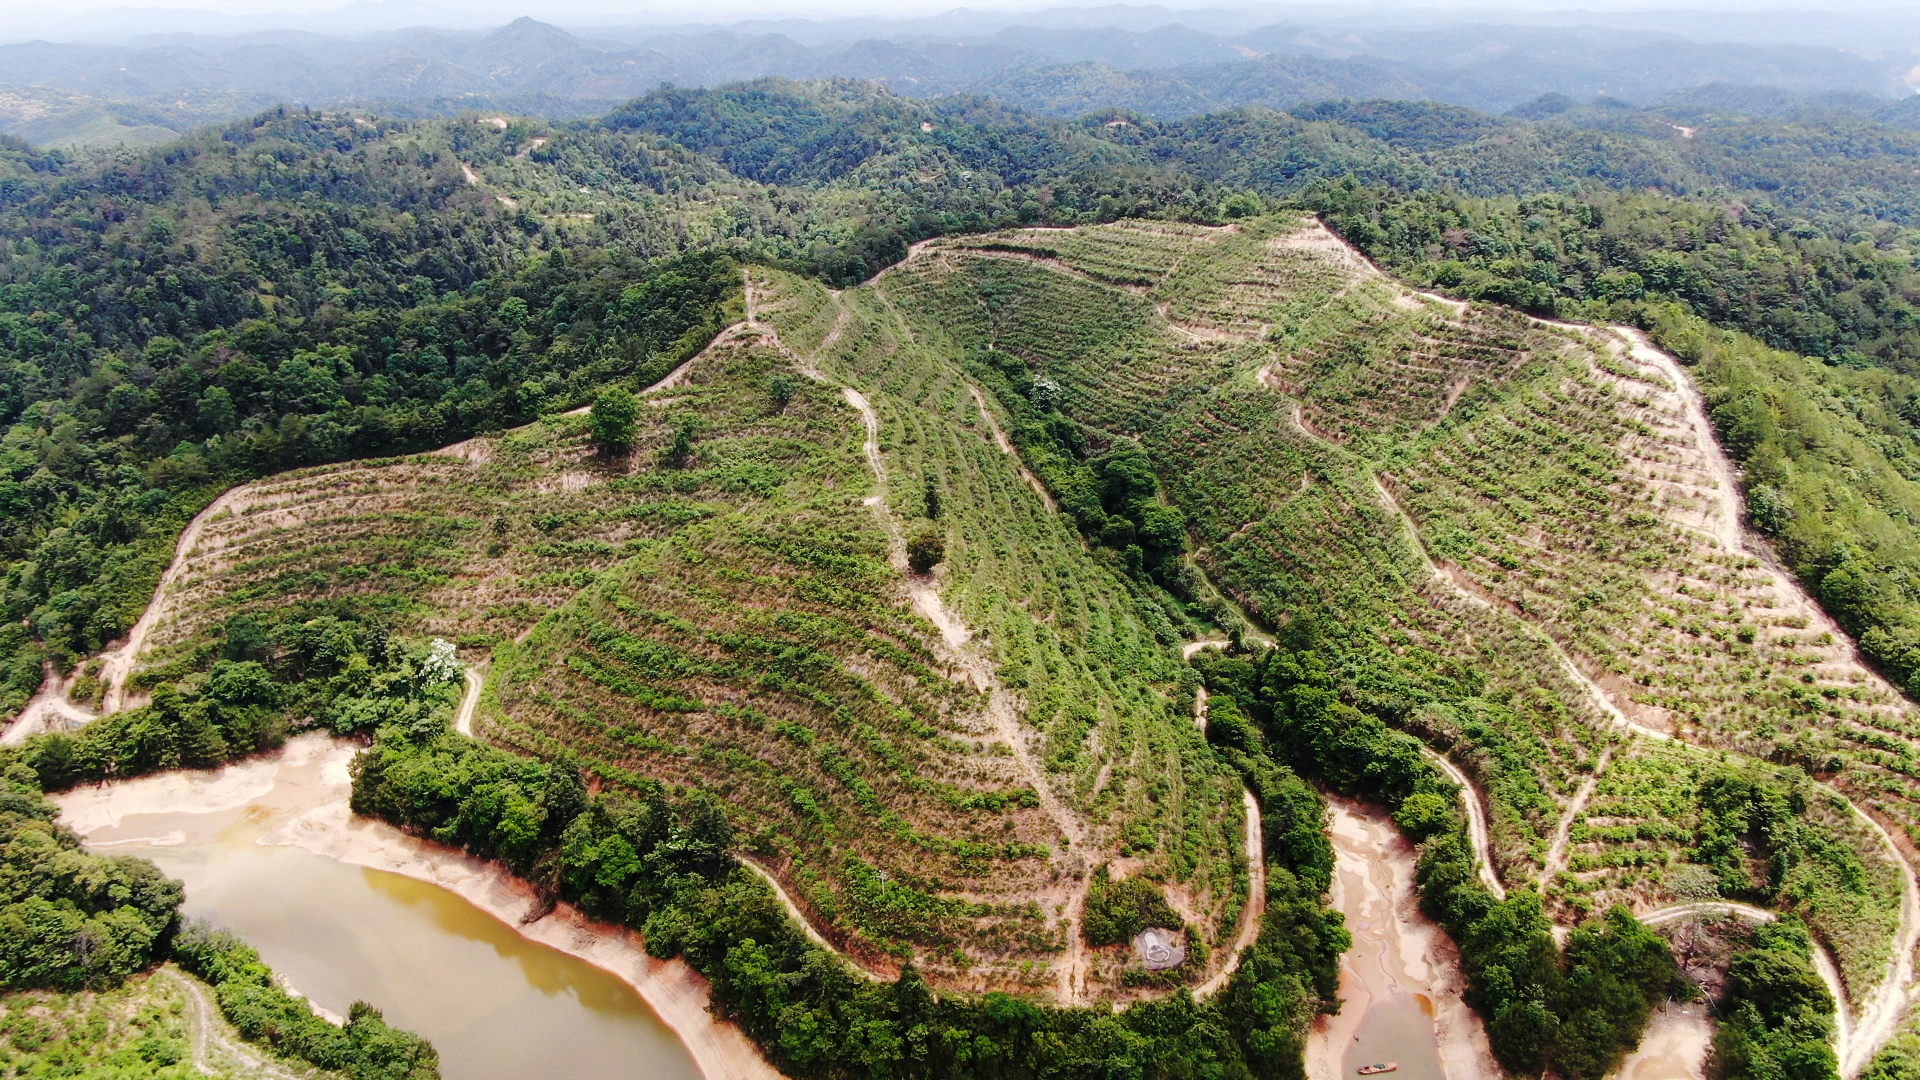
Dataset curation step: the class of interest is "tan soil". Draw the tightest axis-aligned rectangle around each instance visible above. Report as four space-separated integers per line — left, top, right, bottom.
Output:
1305 797 1498 1080
2 665 94 745
1617 1001 1712 1080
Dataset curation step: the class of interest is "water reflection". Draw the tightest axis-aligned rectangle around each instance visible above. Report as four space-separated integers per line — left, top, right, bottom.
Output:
73 760 703 1080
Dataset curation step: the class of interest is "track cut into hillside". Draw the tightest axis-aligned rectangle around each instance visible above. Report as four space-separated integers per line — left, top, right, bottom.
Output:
1180 641 1270 1000
744 272 1105 1003
1 665 94 745
871 212 1920 1062
1419 747 1506 901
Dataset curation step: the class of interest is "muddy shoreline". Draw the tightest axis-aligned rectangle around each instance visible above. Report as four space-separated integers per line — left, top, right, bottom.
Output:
1305 796 1499 1080
50 734 783 1080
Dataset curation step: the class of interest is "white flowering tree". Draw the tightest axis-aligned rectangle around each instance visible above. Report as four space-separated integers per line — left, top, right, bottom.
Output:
418 638 463 688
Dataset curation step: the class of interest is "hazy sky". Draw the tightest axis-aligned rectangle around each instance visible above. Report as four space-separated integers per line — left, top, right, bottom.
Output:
8 0 1917 19
1 0 1916 43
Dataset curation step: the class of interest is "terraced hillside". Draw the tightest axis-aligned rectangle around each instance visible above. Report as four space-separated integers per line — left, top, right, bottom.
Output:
856 217 1920 1040
107 275 1247 1002
89 210 1920 1063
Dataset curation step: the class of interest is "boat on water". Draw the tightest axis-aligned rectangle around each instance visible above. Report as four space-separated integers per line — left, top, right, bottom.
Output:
1357 1064 1399 1075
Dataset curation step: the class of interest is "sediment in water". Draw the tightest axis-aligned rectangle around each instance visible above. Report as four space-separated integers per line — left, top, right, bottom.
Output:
50 733 782 1080
1305 796 1498 1080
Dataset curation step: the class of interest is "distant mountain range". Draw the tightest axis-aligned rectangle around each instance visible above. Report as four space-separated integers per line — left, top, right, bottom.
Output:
1 6 1916 148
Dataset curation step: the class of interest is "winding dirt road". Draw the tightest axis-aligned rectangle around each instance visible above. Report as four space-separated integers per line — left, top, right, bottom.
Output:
453 667 483 737
159 966 308 1080
738 859 884 981
1179 643 1271 1000
1275 227 1920 1072
1598 325 1920 1073
1418 747 1506 901
1195 788 1267 999
99 485 259 715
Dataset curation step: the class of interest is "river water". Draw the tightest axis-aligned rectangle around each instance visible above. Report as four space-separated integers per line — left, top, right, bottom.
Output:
53 737 703 1080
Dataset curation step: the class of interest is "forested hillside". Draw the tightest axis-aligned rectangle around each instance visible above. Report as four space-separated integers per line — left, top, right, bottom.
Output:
14 76 1920 1080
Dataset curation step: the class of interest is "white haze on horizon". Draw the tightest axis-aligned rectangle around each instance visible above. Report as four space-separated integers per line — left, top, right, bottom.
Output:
4 0 1918 42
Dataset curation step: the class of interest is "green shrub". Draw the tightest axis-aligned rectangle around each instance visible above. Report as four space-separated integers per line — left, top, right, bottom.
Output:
906 525 945 574
590 387 639 455
1710 918 1837 1080
1082 866 1183 947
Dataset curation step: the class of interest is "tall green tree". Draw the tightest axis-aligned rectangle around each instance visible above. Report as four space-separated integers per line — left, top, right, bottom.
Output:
590 387 639 455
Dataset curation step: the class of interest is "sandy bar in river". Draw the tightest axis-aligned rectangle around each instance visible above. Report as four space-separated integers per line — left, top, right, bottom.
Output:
50 733 785 1080
1305 796 1498 1080
1616 1001 1711 1080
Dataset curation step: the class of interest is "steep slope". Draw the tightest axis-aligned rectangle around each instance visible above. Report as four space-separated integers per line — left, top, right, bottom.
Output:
105 270 1247 1002
868 215 1915 1041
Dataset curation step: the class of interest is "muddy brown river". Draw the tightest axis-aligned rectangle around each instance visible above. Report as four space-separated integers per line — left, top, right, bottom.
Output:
54 736 705 1080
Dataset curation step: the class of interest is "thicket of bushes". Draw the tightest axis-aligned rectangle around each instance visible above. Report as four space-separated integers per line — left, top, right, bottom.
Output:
0 773 180 992
1712 919 1838 1080
1081 866 1182 947
15 609 462 791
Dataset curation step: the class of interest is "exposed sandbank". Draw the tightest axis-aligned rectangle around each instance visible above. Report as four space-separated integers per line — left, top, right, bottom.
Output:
1305 796 1498 1080
50 733 784 1080
1615 1001 1711 1080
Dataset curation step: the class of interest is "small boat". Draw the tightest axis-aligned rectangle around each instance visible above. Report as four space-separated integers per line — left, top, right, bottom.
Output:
1357 1064 1398 1076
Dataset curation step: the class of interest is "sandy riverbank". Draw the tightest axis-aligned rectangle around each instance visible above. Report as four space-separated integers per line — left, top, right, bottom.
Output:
1305 796 1498 1080
1615 1001 1712 1080
50 734 784 1080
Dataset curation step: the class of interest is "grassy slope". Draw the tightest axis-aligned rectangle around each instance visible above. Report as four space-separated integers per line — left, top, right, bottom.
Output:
874 215 1907 996
127 276 1244 1000
0 968 320 1080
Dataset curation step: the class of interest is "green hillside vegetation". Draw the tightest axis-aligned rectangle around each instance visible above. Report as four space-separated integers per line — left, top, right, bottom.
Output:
1712 918 1839 1080
90 294 1246 994
12 82 1920 723
1308 183 1920 856
20 80 1920 1078
351 716 1348 1080
853 215 1908 1042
